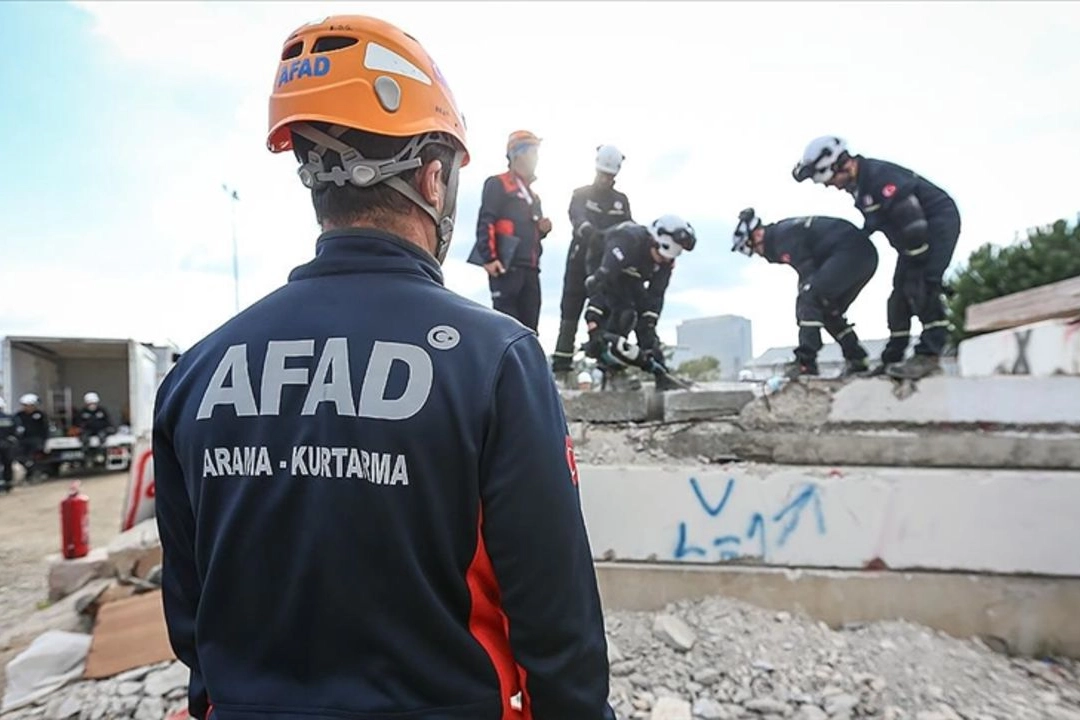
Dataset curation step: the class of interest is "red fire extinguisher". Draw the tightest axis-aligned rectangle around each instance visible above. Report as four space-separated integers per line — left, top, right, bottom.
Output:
60 481 90 559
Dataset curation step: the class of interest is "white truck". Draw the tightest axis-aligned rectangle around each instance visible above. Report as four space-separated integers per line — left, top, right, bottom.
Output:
0 335 179 477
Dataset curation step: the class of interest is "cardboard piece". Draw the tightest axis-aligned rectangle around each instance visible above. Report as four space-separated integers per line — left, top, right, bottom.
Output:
83 590 176 679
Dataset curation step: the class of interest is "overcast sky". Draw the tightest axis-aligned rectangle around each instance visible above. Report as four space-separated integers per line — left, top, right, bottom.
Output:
1 1 1078 360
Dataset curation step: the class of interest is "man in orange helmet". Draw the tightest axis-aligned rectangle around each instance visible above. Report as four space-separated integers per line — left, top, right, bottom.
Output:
152 15 614 720
469 130 553 332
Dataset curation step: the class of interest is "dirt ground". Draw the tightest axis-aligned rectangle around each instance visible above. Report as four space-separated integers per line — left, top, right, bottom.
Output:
0 471 130 691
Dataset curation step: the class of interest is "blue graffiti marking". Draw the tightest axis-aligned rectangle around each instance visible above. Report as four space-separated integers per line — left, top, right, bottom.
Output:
772 484 827 547
673 477 828 562
673 522 707 559
746 512 767 558
689 476 734 517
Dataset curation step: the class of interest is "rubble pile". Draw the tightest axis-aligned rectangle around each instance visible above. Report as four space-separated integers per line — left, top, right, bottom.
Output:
1 661 187 720
605 596 1080 720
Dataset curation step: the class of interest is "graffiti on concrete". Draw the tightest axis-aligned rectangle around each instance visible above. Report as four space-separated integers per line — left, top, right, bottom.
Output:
673 476 826 562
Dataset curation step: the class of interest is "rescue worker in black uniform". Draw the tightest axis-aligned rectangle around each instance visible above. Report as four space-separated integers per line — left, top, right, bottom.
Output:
15 394 49 471
470 130 552 332
551 145 633 382
583 215 696 390
794 136 961 379
732 208 879 378
153 16 614 720
74 392 113 438
0 398 17 493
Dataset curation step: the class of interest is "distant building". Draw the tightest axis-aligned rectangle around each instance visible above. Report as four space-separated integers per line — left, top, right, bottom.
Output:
743 338 958 379
671 315 753 381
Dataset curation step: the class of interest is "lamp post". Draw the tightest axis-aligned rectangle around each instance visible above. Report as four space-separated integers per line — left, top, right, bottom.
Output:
222 184 240 314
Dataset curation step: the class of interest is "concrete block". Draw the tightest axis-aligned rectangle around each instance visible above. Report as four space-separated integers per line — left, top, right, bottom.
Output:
649 697 692 720
559 389 657 423
107 518 160 578
958 317 1080 377
577 464 1080 576
0 578 112 653
594 563 1080 659
662 389 754 422
829 376 1080 427
652 613 696 651
47 548 113 601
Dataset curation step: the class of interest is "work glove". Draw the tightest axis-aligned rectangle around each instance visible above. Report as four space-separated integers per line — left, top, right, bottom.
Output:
584 332 606 359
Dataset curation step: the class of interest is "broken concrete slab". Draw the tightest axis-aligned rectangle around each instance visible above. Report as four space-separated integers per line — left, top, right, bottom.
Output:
594 562 1080 659
829 376 1080 427
657 426 1080 470
662 389 754 422
0 579 111 653
107 519 160 579
47 548 113 602
738 380 838 430
560 389 658 423
577 464 1080 576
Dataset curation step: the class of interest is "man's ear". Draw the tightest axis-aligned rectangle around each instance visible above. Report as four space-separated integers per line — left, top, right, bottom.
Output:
419 160 445 211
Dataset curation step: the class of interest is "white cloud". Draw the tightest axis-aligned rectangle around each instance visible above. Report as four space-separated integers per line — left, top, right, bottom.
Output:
24 1 1080 358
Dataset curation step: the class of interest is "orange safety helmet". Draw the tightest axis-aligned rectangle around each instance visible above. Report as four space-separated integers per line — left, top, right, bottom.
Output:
506 130 541 158
267 15 469 165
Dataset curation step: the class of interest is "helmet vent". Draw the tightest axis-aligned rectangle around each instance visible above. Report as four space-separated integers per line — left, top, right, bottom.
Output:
312 36 359 53
281 41 303 60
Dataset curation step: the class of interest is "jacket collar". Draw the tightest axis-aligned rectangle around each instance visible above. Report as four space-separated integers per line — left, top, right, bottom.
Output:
288 228 444 286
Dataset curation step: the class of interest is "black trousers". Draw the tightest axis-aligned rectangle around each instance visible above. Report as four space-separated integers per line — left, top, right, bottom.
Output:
882 210 962 363
795 248 879 365
490 267 541 332
552 238 590 370
0 443 13 485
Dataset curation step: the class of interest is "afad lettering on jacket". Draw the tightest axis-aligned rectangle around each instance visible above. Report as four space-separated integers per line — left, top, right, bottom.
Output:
201 445 409 485
277 56 331 88
196 338 435 422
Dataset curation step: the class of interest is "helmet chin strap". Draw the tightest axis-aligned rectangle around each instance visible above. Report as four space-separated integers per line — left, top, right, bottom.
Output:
385 149 463 265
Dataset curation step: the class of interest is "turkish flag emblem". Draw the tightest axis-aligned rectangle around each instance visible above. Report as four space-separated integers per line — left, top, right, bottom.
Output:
565 435 580 486
882 183 897 198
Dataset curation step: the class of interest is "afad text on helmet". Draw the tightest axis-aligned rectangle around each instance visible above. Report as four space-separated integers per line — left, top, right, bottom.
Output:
277 56 331 88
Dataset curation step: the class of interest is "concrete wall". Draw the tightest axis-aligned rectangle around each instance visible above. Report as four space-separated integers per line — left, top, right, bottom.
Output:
595 563 1080 658
828 376 1080 426
958 317 1080 377
578 464 1080 576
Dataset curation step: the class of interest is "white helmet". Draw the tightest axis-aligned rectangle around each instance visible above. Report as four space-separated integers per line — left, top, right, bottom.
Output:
84 392 100 406
19 393 39 406
792 136 849 184
732 207 763 256
576 370 593 388
595 144 625 176
650 214 697 260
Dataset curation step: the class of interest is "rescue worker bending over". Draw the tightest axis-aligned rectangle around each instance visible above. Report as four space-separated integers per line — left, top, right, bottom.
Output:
0 398 17 493
471 130 552 332
794 136 961 379
74 392 113 438
153 15 614 720
15 394 49 467
732 208 878 378
551 145 632 382
583 216 696 391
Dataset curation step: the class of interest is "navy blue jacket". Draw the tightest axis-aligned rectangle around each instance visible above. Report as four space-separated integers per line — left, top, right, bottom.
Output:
587 221 672 319
850 156 959 256
473 172 550 269
763 216 876 282
153 229 614 720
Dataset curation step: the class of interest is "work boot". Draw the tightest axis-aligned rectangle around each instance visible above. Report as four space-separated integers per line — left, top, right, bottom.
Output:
840 358 870 378
782 360 818 380
886 354 942 380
